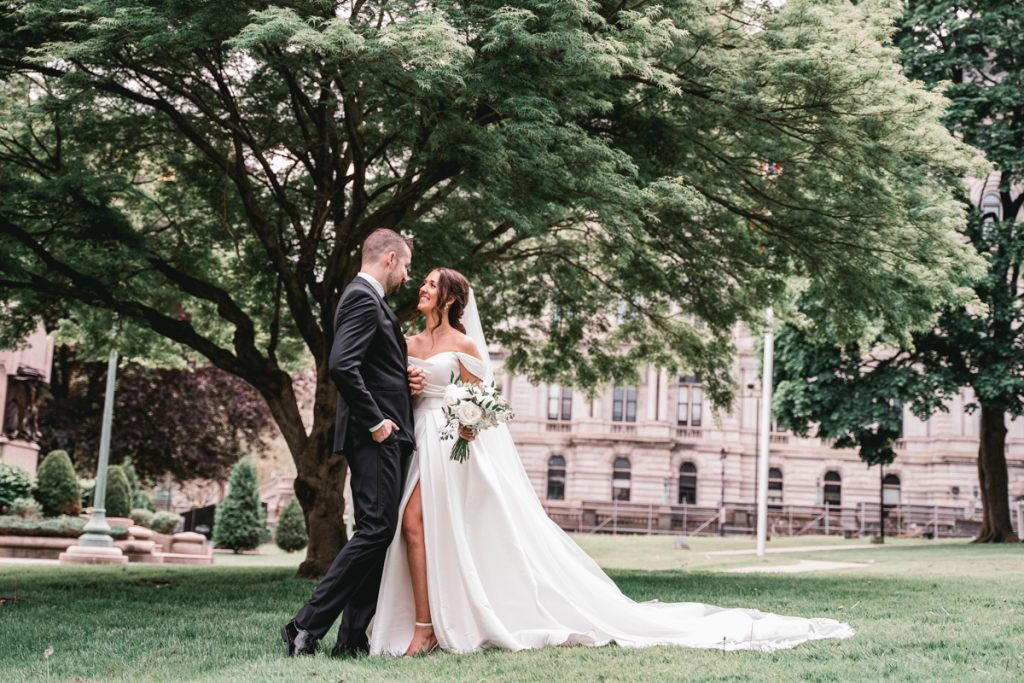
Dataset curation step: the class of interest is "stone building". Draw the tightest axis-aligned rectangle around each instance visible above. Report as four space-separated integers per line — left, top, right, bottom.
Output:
498 328 1024 537
0 324 54 475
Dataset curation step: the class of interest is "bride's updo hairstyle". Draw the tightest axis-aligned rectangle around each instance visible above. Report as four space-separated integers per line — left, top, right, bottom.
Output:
430 268 470 334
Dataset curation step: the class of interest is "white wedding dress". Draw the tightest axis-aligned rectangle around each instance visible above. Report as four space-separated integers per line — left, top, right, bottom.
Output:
368 339 853 654
368 290 856 655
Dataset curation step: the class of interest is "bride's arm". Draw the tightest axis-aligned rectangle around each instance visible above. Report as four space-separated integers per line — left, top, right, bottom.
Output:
456 337 485 441
455 336 484 384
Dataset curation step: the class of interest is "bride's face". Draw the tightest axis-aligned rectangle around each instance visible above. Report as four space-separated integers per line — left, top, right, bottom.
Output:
418 270 440 316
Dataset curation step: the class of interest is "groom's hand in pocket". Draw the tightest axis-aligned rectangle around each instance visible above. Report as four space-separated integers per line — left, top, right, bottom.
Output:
371 419 400 443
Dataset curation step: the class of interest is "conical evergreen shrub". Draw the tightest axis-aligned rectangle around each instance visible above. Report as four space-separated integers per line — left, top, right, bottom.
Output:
213 458 265 553
275 498 308 553
34 450 80 517
105 465 132 518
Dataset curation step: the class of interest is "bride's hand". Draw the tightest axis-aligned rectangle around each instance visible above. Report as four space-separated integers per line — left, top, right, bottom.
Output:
407 365 426 396
459 426 476 442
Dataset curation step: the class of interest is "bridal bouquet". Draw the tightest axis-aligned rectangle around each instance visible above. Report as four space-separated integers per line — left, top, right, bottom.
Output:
439 374 515 463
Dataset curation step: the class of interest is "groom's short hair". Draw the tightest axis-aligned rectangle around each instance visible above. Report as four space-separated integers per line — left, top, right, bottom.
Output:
361 228 413 264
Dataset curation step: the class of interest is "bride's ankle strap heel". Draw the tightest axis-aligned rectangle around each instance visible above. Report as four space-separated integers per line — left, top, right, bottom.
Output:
415 621 433 627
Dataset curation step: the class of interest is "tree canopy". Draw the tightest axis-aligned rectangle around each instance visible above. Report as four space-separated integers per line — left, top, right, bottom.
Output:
0 0 986 573
774 0 1023 542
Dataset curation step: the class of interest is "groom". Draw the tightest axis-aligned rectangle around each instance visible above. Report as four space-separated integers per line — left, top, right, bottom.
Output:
283 228 423 657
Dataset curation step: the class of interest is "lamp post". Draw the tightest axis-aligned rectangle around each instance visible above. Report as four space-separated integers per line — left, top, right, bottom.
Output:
756 307 775 557
718 448 727 536
59 324 127 564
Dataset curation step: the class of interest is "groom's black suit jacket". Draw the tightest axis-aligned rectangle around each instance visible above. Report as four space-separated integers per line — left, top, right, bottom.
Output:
329 276 415 456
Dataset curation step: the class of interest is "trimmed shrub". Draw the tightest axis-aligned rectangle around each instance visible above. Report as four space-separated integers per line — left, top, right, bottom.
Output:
0 461 34 514
105 465 132 518
130 508 155 528
275 498 308 553
34 450 80 517
132 490 156 512
150 511 181 534
0 515 128 539
213 458 266 553
79 478 96 509
11 496 42 520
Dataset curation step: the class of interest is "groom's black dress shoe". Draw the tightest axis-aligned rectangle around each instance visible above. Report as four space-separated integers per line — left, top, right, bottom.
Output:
281 620 319 656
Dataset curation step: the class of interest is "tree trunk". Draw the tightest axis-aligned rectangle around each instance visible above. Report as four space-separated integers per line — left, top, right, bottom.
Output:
291 366 349 577
973 405 1019 543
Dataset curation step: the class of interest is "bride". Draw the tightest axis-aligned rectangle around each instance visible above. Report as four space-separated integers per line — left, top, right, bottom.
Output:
368 268 853 656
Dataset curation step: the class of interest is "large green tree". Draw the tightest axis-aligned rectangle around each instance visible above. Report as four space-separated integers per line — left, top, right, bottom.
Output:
0 0 983 573
774 1 1023 543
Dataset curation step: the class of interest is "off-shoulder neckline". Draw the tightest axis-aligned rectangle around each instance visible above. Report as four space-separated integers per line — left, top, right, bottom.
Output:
408 350 458 362
409 350 483 363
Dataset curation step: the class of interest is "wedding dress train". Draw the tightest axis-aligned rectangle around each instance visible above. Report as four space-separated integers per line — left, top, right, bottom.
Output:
367 351 853 655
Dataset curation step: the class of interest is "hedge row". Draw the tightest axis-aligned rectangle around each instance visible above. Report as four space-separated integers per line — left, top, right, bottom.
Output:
0 515 129 539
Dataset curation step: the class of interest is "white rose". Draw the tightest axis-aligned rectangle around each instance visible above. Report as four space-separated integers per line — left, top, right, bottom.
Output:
443 384 461 407
455 402 484 427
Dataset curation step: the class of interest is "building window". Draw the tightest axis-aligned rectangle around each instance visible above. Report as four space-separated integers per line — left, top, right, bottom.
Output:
676 377 703 427
883 474 901 507
679 462 697 505
768 467 783 509
547 456 566 501
823 471 841 507
612 457 631 501
548 385 572 421
612 386 637 422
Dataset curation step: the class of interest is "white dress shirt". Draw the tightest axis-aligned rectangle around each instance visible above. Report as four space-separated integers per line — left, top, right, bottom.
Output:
357 271 386 300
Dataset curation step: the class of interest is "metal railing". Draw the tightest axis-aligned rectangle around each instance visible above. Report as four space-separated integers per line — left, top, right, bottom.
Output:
542 500 976 539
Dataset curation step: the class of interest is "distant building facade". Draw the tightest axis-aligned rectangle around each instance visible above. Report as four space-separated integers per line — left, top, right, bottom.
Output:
499 327 1024 536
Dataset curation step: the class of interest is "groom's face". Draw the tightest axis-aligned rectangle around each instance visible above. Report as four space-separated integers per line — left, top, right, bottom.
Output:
384 248 412 295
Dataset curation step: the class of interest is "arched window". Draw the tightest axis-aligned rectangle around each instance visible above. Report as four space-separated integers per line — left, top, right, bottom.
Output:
612 457 631 501
980 192 1002 235
768 467 783 510
678 462 697 505
547 456 566 501
883 474 901 507
823 471 841 506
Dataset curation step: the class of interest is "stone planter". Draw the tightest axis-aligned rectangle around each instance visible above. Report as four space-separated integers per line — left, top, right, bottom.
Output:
0 535 75 560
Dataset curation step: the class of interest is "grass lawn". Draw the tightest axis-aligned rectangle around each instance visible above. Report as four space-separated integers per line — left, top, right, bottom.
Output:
2 536 1022 682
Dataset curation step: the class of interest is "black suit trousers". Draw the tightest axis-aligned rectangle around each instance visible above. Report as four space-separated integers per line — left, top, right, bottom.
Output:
294 434 405 642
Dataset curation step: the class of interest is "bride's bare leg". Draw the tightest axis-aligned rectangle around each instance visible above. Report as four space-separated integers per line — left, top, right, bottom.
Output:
402 482 437 655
